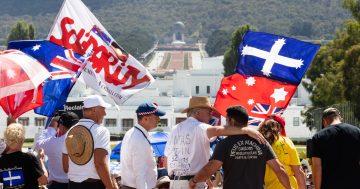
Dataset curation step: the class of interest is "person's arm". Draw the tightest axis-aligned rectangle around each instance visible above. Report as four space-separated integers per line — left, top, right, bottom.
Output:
7 116 16 126
291 165 306 189
189 160 222 189
35 126 57 151
62 153 69 173
94 148 118 189
207 126 266 144
37 149 48 185
286 138 306 189
311 157 322 189
266 159 292 189
163 156 168 168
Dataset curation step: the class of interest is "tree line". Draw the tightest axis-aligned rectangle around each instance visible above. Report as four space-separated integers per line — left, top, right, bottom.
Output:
0 0 351 46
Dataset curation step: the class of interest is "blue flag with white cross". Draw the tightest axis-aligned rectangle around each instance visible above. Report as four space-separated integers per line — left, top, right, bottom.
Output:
236 31 320 84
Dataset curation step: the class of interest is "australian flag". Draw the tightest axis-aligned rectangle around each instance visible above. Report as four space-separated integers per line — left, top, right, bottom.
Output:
248 116 265 126
8 40 86 116
0 168 25 187
236 31 320 85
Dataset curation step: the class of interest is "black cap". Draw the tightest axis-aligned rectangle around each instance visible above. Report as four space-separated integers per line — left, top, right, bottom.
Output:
59 111 79 129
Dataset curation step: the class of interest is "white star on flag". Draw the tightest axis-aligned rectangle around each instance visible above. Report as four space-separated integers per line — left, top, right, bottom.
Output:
32 44 41 51
231 85 236 90
222 88 228 95
248 99 254 105
7 69 16 79
245 77 256 86
270 87 288 103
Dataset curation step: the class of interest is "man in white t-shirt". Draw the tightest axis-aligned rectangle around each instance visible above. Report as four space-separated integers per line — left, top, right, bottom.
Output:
165 96 266 189
62 95 118 189
120 102 166 189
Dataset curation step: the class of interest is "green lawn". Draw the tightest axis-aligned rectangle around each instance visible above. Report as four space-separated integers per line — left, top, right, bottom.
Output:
296 145 307 159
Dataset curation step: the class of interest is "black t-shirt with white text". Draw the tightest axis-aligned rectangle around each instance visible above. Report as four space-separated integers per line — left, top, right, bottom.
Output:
211 135 276 189
312 123 360 189
0 151 43 189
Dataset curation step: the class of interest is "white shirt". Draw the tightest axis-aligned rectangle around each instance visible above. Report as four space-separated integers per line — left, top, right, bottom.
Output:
120 124 157 189
62 119 111 182
35 127 68 183
165 117 211 176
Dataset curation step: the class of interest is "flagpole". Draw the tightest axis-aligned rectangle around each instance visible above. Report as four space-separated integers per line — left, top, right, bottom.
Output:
5 96 12 117
47 0 68 39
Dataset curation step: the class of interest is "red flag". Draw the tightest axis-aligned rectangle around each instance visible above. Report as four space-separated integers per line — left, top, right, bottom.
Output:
214 74 297 126
0 50 50 99
0 86 44 119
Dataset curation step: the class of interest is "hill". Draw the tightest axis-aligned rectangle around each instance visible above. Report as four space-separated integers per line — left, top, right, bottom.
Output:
0 0 351 53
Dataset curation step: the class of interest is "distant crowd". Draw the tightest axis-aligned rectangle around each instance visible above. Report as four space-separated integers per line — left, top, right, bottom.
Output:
0 95 359 189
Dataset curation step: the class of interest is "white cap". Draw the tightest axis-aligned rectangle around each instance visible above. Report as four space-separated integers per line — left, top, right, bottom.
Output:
83 95 111 108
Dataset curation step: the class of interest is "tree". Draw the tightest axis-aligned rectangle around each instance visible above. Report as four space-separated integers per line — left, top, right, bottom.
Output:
222 25 252 76
304 0 360 121
29 24 35 40
115 28 156 59
343 44 360 117
289 21 313 38
205 29 231 57
7 20 36 43
343 0 360 22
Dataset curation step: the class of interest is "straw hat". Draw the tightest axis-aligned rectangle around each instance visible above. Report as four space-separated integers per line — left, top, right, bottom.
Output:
65 125 94 165
181 96 217 113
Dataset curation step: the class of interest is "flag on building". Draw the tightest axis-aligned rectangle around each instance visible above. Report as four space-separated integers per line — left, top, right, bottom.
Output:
48 0 154 105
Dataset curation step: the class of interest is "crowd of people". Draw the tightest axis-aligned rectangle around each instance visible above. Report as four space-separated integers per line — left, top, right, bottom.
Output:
0 95 359 189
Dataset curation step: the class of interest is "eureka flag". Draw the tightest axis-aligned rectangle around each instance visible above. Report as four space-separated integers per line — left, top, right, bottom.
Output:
236 31 320 84
48 0 154 105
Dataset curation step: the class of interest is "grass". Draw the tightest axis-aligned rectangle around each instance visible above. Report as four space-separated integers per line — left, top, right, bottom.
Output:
23 142 33 148
296 145 307 159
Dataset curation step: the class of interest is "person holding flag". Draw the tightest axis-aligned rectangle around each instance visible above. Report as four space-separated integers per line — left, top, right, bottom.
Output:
35 111 79 189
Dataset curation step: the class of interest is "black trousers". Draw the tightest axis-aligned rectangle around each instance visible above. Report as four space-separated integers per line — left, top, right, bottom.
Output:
68 180 105 189
48 181 68 189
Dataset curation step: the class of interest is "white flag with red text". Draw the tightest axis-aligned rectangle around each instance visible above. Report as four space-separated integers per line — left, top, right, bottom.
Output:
48 0 154 104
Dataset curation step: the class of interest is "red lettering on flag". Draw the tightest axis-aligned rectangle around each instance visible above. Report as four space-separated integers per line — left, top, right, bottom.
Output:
50 17 151 89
